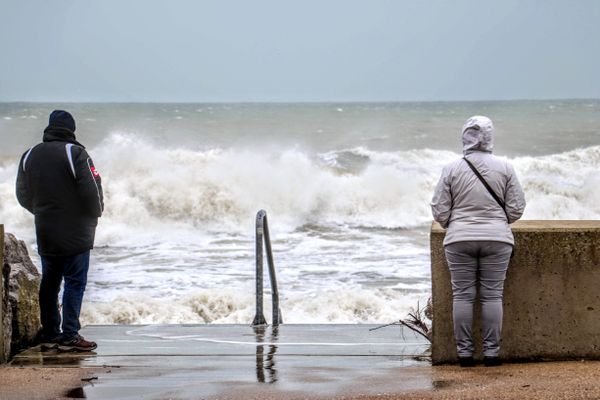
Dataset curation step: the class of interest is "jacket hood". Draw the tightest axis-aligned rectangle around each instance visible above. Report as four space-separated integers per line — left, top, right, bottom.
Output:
462 115 494 154
46 110 76 133
43 127 84 148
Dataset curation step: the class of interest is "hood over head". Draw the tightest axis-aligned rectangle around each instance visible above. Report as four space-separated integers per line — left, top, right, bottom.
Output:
43 110 83 146
462 115 494 154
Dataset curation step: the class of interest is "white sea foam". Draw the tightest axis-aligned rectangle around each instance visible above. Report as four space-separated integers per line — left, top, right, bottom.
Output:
0 163 35 241
80 287 424 325
514 146 600 219
4 133 600 243
73 141 600 325
83 133 459 247
86 135 600 243
3 132 600 324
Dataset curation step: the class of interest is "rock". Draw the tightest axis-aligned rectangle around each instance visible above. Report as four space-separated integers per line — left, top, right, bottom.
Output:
3 233 41 357
1 240 10 363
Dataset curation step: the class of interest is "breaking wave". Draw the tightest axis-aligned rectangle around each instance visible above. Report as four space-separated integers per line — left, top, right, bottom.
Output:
80 287 424 325
87 133 454 244
3 132 600 244
85 135 600 239
3 133 600 324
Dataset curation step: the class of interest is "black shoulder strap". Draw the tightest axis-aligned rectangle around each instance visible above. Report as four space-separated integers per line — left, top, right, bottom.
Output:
463 157 509 222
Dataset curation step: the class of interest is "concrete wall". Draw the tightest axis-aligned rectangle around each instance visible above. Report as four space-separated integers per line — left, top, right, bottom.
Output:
431 220 600 364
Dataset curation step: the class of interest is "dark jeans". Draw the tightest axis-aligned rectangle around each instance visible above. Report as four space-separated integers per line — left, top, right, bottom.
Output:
39 250 90 341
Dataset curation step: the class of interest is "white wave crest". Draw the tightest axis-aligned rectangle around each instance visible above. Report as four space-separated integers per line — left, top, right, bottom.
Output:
80 287 424 325
88 133 456 246
514 146 600 219
0 163 36 242
4 133 600 248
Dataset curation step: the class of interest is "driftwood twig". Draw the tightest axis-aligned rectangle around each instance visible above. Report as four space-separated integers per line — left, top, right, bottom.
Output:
369 298 432 343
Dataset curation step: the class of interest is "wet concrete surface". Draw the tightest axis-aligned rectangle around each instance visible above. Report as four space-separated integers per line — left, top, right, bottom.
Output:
10 324 432 399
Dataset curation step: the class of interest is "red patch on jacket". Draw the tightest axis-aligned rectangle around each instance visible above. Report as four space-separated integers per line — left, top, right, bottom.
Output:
91 166 100 178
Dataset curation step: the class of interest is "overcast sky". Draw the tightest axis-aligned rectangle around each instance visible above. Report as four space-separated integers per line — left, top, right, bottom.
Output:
1 0 599 102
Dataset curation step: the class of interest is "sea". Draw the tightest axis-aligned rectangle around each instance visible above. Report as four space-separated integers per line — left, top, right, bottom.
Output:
1 100 599 325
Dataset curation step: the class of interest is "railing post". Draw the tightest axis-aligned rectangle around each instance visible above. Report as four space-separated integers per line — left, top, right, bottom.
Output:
263 216 282 325
252 211 267 326
252 210 282 326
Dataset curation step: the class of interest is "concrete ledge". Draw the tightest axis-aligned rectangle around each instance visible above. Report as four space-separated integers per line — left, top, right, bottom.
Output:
431 220 600 364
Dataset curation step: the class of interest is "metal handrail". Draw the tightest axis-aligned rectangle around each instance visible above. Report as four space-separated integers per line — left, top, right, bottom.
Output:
252 210 283 326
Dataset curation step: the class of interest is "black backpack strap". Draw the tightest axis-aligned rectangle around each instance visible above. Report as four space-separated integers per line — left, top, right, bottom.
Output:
463 157 510 222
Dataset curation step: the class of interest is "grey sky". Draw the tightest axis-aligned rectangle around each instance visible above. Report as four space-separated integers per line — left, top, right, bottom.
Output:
1 0 599 102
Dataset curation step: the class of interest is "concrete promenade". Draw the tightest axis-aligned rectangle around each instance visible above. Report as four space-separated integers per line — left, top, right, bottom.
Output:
8 324 432 399
5 324 600 399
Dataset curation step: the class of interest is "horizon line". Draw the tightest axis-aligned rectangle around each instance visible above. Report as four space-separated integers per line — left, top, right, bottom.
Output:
1 97 599 105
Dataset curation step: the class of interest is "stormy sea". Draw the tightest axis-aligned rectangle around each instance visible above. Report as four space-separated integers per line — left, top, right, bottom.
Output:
1 100 599 324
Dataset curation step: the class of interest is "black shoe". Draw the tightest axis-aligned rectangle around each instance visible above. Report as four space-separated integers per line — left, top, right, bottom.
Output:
459 356 476 367
484 356 502 367
58 334 97 352
40 336 61 351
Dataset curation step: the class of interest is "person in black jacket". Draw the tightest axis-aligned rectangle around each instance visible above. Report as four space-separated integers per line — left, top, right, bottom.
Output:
16 110 103 352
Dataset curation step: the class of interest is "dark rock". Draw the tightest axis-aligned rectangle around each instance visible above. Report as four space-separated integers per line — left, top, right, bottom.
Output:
1 237 9 363
3 233 41 358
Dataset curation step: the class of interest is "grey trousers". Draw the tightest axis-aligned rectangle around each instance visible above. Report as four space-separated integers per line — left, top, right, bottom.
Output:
444 241 513 358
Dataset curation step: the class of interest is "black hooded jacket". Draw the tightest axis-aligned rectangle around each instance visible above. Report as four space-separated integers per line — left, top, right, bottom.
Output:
16 127 104 256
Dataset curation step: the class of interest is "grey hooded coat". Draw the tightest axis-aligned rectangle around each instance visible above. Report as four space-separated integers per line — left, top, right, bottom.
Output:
430 116 526 246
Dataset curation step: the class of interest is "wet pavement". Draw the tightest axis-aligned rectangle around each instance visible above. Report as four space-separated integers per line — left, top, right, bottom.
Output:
11 324 432 399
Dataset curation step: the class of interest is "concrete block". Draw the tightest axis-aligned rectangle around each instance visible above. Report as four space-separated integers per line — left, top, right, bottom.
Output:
431 220 600 364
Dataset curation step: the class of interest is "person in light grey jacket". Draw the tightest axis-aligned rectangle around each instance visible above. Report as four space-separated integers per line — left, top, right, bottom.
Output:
431 115 526 367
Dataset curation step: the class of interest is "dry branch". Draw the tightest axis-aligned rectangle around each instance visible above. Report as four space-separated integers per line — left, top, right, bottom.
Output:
369 297 432 343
